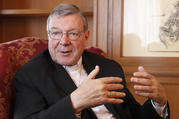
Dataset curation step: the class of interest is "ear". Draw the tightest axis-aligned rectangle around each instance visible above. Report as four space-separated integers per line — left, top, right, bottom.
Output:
84 30 90 41
84 30 90 47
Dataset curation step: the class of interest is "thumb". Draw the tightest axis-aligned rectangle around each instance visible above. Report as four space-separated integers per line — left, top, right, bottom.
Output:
87 65 100 80
138 66 146 72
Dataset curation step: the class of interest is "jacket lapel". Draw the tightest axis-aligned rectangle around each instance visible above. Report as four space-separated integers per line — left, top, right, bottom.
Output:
82 51 99 76
54 66 77 94
47 51 77 95
105 104 125 119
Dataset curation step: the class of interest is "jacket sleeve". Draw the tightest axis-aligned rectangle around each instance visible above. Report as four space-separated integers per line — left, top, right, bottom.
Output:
13 69 77 119
140 100 170 119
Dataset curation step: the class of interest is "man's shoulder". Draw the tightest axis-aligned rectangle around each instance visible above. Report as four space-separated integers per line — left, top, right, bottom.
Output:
18 49 52 72
83 50 123 72
83 50 124 79
83 50 118 65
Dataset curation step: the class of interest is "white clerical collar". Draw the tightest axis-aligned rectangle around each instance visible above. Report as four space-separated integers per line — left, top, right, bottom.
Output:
63 57 82 72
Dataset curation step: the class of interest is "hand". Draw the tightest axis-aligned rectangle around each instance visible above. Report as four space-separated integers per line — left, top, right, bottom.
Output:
130 66 167 106
70 65 126 113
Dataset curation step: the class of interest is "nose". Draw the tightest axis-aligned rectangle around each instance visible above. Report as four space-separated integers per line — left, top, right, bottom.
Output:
59 33 71 46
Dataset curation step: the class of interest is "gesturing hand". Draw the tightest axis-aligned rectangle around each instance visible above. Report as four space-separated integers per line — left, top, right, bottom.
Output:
130 66 167 106
70 65 126 113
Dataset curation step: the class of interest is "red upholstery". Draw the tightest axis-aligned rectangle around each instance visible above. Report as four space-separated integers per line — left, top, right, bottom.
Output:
0 47 9 119
86 47 107 58
0 37 48 119
0 37 106 119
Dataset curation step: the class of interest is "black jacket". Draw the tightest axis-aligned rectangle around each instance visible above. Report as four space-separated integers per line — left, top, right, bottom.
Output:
14 49 169 119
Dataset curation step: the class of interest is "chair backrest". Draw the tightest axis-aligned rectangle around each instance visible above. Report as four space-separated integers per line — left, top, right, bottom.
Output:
0 37 48 119
0 37 106 119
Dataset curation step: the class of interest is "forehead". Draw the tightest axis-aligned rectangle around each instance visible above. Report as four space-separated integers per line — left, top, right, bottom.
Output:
48 13 84 31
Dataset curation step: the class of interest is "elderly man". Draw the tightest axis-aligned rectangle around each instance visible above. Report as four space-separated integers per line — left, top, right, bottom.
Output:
14 3 169 119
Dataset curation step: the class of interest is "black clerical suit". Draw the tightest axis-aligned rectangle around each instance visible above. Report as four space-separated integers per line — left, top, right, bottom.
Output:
14 49 170 119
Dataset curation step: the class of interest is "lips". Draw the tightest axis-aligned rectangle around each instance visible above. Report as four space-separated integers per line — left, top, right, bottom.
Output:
60 50 72 56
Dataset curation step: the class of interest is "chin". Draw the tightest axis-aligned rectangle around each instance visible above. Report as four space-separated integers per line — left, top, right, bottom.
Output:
56 60 76 66
53 54 79 66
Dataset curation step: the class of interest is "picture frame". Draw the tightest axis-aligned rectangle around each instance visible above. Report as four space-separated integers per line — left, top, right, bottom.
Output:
148 0 179 51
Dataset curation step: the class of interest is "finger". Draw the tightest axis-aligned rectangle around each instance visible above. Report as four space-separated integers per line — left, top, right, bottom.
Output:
135 91 153 98
106 83 124 90
130 77 153 86
88 65 100 80
138 66 146 72
135 91 157 99
133 72 153 79
107 91 126 98
133 85 153 93
104 98 124 104
101 77 123 84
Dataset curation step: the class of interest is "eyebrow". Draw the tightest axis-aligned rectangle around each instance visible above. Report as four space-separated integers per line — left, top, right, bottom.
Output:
50 27 59 30
50 27 81 32
68 29 81 32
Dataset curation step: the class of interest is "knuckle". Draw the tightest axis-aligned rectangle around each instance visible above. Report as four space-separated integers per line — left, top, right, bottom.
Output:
102 97 108 103
151 86 157 91
99 84 105 90
119 84 124 89
143 73 149 77
101 91 107 97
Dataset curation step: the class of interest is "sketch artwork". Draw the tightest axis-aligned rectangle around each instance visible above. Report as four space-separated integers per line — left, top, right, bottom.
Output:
160 1 179 48
148 0 179 51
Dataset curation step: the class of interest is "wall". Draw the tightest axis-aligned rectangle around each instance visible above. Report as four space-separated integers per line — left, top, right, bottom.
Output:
94 0 179 119
0 0 94 45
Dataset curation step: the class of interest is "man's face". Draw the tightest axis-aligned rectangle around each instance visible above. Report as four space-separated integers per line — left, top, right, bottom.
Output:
48 14 89 66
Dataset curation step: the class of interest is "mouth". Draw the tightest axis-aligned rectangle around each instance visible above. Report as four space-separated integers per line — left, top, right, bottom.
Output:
60 50 72 56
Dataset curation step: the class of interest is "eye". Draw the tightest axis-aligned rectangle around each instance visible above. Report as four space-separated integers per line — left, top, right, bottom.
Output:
51 31 61 36
69 32 79 36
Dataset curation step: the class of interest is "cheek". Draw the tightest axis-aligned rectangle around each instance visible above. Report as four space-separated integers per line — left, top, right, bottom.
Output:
48 40 58 50
73 42 84 53
48 41 57 55
74 41 86 56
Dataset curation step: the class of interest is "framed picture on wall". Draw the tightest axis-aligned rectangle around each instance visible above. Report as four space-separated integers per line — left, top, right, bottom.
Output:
123 0 179 56
148 0 179 51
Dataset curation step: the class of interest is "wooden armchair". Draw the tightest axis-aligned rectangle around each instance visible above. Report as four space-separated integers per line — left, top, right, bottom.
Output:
0 37 106 119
